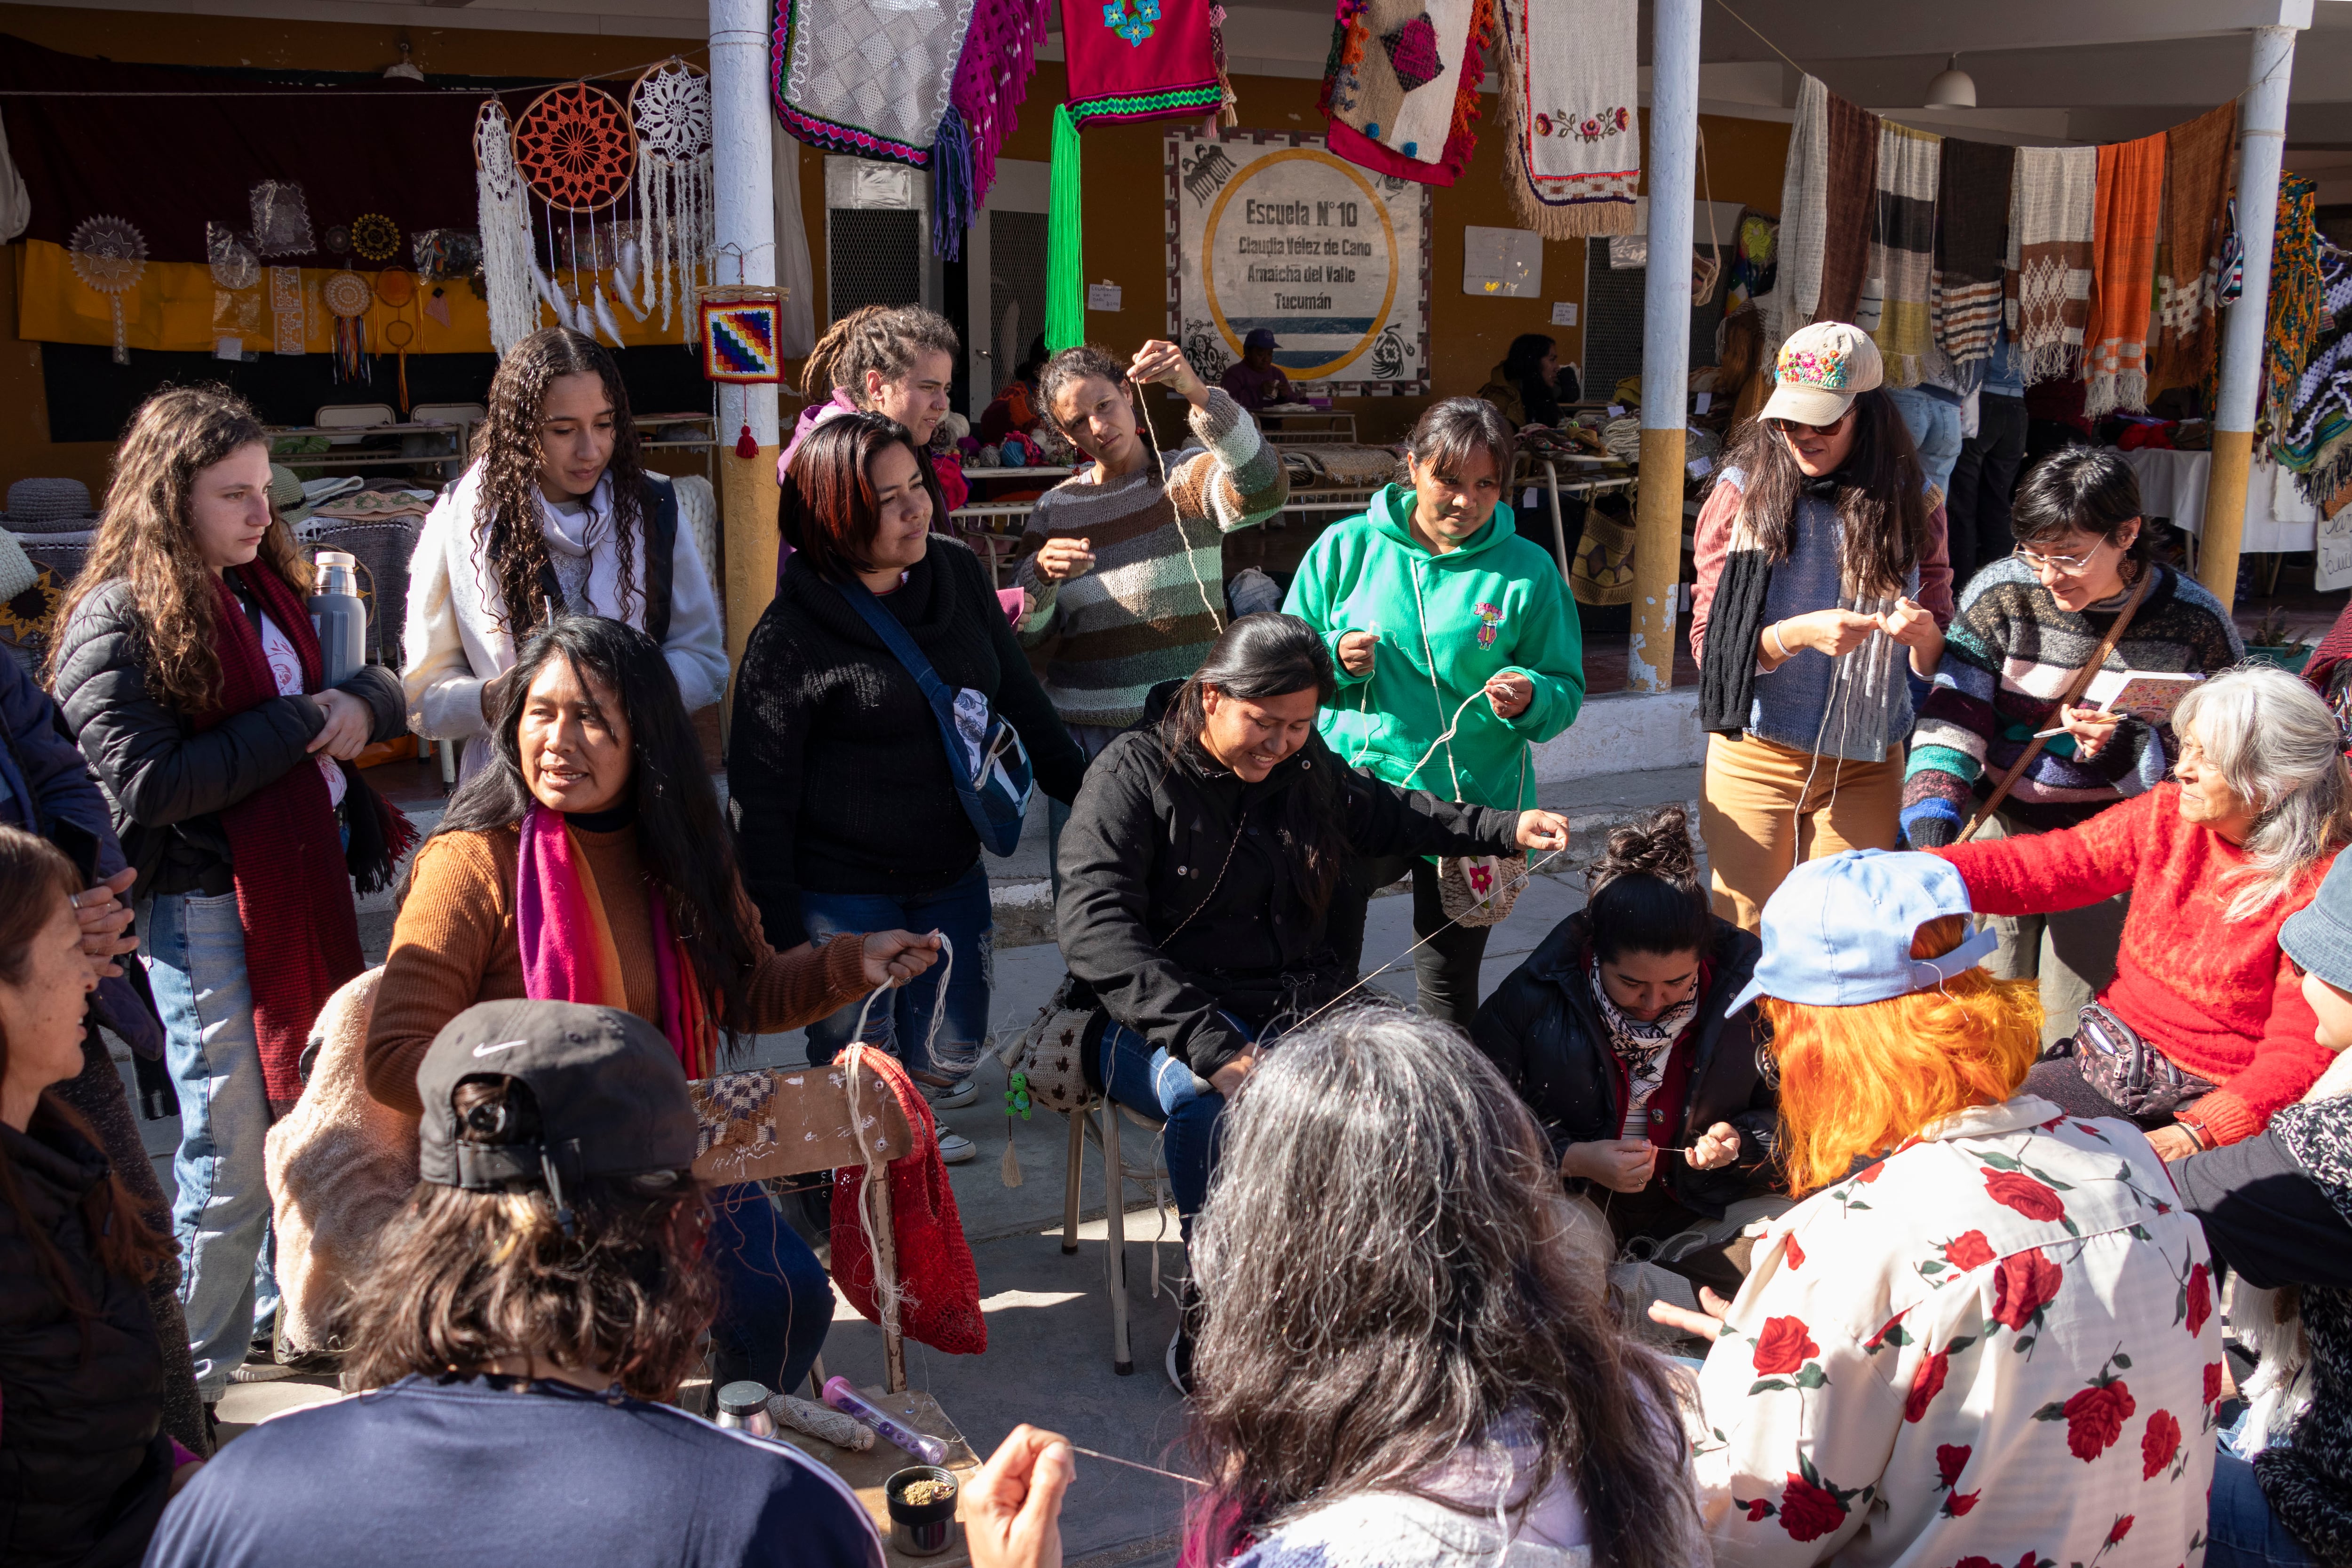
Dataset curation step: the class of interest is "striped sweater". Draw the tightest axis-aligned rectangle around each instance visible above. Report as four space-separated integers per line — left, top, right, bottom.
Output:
1901 557 2242 847
1014 388 1287 728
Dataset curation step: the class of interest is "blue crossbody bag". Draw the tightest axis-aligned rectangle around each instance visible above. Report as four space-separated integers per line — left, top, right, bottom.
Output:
834 577 1034 857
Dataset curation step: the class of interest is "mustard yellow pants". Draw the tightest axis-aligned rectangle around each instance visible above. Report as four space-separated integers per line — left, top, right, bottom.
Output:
1700 732 1904 932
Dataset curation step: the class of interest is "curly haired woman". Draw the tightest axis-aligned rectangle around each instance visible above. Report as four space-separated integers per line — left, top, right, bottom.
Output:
405 326 726 778
1656 851 2219 1568
49 385 410 1423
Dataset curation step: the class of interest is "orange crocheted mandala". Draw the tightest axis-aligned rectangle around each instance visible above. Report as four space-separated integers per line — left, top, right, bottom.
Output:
511 82 637 213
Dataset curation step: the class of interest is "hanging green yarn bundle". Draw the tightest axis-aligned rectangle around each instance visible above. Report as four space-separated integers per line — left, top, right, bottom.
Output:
1046 103 1085 352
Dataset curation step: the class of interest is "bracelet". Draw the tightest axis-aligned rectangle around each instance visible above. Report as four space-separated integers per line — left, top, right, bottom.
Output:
2172 1114 2216 1152
1765 622 1791 661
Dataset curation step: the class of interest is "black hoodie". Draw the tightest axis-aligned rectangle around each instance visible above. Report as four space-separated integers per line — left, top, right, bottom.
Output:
1055 680 1521 1077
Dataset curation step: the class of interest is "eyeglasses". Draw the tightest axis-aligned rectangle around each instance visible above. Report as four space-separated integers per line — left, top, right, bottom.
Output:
2012 542 2111 574
1767 412 1851 437
2289 955 2308 979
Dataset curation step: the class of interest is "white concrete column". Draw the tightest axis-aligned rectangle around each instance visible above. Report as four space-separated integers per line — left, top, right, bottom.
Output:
710 0 783 682
2197 23 2297 611
1628 0 1700 692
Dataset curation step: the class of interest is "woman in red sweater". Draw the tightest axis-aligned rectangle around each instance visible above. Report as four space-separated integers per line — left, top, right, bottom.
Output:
1936 665 2352 1158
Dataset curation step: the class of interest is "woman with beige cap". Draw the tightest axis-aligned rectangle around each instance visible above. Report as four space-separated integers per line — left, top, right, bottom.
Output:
1689 320 1955 930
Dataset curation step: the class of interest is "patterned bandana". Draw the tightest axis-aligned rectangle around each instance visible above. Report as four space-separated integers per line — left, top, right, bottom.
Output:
1589 956 1699 1102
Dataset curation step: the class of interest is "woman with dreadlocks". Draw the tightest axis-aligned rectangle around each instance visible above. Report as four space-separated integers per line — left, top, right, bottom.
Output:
405 326 727 779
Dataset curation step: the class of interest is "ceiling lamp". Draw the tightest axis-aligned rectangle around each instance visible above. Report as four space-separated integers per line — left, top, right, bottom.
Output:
1924 53 1976 109
383 40 425 82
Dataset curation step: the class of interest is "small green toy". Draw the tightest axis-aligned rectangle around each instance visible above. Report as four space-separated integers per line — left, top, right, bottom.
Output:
1005 1070 1033 1120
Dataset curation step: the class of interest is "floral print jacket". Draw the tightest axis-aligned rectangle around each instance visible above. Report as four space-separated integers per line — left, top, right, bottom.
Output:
1692 1096 2222 1568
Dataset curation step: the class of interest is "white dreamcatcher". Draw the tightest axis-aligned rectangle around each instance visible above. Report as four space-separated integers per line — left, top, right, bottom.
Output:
473 100 541 357
70 215 146 365
624 60 714 342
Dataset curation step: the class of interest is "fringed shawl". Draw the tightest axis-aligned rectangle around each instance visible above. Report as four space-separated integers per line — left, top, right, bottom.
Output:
2152 101 2238 394
1319 0 1496 187
2007 144 2098 383
1818 92 1881 325
1867 122 1941 386
2085 133 2165 418
1496 0 1638 237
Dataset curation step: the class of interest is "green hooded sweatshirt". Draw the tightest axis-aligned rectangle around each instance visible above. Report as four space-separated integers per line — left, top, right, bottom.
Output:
1282 483 1584 811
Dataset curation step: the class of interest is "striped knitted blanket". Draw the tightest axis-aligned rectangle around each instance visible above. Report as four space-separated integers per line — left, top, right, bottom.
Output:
1867 123 1941 386
1014 389 1288 728
1899 558 2243 848
2007 145 2098 383
1931 138 2012 386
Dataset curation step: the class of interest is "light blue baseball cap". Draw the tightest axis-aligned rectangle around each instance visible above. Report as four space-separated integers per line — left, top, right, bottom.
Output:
1726 849 2001 1015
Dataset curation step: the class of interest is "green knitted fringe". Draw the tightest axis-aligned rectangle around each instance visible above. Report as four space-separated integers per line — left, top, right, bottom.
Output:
1046 103 1085 353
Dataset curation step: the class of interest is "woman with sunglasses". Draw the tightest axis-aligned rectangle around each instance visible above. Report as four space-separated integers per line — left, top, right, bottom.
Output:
1690 321 1954 931
1902 447 2243 1043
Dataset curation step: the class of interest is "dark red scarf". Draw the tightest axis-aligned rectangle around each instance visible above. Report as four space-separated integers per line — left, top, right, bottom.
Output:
196 563 365 1111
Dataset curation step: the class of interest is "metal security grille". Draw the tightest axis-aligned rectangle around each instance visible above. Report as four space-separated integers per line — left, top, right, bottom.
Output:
988 210 1049 380
1583 238 1721 403
828 209 923 320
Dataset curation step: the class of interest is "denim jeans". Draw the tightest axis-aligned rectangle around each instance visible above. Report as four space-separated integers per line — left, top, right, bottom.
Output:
2207 1451 2313 1567
800 863 993 1081
1885 384 1965 504
1097 1017 1259 1240
147 891 279 1401
706 1183 833 1397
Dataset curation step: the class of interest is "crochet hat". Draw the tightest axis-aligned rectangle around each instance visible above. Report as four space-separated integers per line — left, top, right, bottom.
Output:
4 477 95 535
269 464 315 528
1727 849 1999 1014
2282 852 2352 992
1760 320 1883 428
415 999 696 1195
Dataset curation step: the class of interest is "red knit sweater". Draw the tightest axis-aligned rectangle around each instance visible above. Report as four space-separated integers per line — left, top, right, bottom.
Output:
1934 783 2336 1146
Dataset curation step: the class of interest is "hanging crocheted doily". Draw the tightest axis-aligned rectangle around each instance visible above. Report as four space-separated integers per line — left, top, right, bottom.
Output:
626 59 713 338
351 212 400 262
322 270 373 319
630 59 710 163
248 180 313 258
69 215 147 364
512 82 636 213
207 222 259 291
323 223 353 258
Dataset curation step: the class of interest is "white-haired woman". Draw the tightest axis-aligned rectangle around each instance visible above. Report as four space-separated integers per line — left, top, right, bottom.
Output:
1936 664 2352 1157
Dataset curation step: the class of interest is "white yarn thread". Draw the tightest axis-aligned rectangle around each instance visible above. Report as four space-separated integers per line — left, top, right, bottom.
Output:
844 932 974 1077
475 103 540 357
842 1042 906 1340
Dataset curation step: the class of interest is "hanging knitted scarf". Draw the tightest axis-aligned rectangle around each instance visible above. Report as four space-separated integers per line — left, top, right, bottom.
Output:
2006 144 2098 383
514 802 720 1079
198 564 384 1113
1816 92 1880 326
1495 0 1637 238
2263 173 2326 445
1865 122 1940 386
946 0 1051 217
1059 0 1223 129
2151 101 2238 394
2084 132 2166 418
771 0 977 167
1930 138 2011 387
1764 74 1829 353
1319 0 1497 187
1589 957 1699 1116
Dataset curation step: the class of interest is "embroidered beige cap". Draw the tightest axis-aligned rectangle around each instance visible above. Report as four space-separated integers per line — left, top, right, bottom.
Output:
1761 320 1883 428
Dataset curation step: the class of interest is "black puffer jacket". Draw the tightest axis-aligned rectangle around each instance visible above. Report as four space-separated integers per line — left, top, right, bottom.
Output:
49 573 406 898
1469 909 1778 1218
1057 681 1522 1077
0 1107 174 1567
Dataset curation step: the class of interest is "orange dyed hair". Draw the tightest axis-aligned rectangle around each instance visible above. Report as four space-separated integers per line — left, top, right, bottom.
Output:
1762 916 2043 1195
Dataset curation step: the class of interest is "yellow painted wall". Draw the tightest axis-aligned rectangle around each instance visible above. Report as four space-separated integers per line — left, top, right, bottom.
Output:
0 5 1788 487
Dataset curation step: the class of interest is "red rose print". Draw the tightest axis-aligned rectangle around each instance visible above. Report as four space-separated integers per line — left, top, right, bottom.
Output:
1985 1169 2066 1222
2185 1263 2212 1337
1936 1444 1971 1489
2107 1515 2134 1547
2204 1362 2225 1407
1906 1350 1951 1423
1953 1559 2002 1568
1743 1498 1771 1522
2141 1410 2180 1479
1777 1474 1847 1542
1991 1247 2065 1331
1855 1159 1887 1183
1942 1230 1996 1271
1752 1316 1820 1376
1786 1233 1806 1269
2062 1380 2137 1462
1947 1490 1980 1516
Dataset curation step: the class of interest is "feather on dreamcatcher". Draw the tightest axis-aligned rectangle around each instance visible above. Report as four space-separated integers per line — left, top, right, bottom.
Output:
322 268 373 382
625 60 714 341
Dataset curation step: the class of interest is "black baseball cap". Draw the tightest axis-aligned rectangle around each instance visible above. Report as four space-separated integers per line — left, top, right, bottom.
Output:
416 999 696 1194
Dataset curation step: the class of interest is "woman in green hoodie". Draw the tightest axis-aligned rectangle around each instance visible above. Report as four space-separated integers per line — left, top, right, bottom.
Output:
1284 398 1586 1022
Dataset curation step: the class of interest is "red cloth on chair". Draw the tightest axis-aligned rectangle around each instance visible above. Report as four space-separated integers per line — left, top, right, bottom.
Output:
829 1047 987 1354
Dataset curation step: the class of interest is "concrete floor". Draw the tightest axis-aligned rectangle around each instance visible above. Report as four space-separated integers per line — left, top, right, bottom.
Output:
136 762 1702 1563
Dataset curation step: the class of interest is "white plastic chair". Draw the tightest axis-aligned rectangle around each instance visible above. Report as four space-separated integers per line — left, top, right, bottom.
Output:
313 404 397 447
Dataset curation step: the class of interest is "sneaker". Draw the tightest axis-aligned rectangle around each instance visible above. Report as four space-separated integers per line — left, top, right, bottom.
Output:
1165 1318 1194 1395
927 1075 980 1110
938 1129 977 1164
